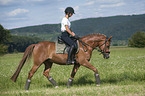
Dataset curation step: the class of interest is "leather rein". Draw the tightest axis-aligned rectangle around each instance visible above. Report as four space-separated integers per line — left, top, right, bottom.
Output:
78 37 110 54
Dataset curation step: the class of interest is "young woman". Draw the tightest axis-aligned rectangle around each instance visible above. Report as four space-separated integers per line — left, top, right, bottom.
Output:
61 7 78 64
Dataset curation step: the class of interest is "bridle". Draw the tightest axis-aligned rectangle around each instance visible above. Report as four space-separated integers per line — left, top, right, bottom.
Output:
78 37 110 55
98 37 110 55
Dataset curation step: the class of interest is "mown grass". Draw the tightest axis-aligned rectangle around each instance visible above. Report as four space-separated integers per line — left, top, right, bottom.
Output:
0 47 145 96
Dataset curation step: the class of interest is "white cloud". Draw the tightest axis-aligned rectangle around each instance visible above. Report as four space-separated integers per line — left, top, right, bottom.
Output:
0 0 44 5
0 0 14 5
26 0 44 2
83 1 95 6
96 0 122 3
100 2 125 8
8 8 29 16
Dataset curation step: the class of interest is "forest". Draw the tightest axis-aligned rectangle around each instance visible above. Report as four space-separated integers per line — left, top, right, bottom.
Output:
0 24 42 54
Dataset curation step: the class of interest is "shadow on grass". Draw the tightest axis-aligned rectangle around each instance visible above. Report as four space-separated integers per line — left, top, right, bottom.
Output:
43 74 94 87
43 72 145 88
58 74 94 86
101 79 119 84
73 75 94 86
101 72 145 84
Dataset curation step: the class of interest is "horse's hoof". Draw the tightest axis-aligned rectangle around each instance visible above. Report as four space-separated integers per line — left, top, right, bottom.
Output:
55 86 58 88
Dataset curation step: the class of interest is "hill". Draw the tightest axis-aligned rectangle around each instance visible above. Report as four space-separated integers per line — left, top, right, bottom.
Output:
10 14 145 41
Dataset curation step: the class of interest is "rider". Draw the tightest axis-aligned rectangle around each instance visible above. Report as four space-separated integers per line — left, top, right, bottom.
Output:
61 7 78 64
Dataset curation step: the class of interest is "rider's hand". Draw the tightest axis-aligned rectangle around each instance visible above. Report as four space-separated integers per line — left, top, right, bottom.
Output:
74 35 80 39
71 32 75 37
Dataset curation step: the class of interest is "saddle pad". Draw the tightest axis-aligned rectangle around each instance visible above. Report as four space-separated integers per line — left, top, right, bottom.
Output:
55 41 67 54
55 41 79 54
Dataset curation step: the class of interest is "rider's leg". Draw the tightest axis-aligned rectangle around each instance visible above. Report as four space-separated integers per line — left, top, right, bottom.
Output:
67 44 76 64
71 44 77 64
61 32 75 64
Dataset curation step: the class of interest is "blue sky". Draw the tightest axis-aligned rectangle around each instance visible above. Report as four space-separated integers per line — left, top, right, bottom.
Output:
0 0 145 29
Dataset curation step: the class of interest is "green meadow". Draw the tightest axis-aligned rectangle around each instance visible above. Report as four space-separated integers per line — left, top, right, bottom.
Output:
0 47 145 96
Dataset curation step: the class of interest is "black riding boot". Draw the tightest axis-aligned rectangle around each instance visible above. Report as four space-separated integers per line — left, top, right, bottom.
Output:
67 45 75 64
71 48 77 64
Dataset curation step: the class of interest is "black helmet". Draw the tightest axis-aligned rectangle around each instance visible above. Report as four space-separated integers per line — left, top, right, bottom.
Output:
65 7 75 14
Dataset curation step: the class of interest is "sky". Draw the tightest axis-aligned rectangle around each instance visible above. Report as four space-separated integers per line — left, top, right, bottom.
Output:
0 0 145 29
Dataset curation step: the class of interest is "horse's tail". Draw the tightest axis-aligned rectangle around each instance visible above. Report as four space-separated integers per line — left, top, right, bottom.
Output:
11 44 35 82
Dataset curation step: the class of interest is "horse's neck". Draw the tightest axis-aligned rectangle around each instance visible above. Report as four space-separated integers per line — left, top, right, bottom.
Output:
82 36 101 45
81 36 105 51
80 38 94 50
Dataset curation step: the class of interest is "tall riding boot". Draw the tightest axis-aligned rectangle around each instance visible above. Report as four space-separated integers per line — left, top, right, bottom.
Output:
71 48 77 64
67 45 75 64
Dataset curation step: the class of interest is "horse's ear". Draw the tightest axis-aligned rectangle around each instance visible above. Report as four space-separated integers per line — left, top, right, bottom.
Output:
108 36 112 41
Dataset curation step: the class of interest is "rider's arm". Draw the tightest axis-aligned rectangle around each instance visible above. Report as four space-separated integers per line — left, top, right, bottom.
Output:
65 25 75 36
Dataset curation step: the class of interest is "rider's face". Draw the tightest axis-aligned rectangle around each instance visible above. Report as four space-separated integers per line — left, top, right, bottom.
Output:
69 13 73 17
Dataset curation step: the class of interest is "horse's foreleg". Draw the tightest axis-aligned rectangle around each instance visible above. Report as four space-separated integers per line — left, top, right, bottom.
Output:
80 60 101 86
43 60 57 88
67 64 80 88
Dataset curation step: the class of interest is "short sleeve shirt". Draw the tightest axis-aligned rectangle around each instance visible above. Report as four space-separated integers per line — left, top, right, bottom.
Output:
61 17 71 32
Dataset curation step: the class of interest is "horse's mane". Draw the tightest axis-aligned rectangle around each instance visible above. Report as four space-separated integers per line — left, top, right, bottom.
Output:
81 33 106 39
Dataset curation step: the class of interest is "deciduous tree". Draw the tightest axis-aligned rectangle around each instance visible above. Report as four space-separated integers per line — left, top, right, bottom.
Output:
128 31 145 48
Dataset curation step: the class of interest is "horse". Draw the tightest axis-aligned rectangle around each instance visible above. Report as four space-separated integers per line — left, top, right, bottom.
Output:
11 33 112 90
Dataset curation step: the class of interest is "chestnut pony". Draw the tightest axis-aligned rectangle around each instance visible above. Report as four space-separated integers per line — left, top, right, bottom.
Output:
11 33 112 90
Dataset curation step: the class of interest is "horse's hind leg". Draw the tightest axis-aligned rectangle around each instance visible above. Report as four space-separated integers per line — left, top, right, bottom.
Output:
43 60 58 88
25 63 41 90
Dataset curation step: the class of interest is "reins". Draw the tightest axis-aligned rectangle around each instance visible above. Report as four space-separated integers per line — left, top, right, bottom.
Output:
78 37 110 54
78 39 98 52
78 39 99 52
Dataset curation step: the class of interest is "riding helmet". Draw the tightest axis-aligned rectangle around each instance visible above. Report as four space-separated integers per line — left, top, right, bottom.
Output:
65 7 75 14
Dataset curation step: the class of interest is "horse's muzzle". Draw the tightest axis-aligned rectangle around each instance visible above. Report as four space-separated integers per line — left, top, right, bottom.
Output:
103 54 110 59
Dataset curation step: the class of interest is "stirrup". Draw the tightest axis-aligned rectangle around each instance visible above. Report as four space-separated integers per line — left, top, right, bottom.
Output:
66 59 76 64
71 60 77 64
66 60 73 65
66 59 77 64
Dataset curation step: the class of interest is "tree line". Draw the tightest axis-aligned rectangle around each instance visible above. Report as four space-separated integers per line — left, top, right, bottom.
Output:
0 23 145 54
0 24 42 54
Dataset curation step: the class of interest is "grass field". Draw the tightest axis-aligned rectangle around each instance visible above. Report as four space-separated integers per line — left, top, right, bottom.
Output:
0 47 145 96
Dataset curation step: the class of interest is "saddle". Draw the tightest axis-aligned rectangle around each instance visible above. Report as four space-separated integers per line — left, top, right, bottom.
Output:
56 36 79 54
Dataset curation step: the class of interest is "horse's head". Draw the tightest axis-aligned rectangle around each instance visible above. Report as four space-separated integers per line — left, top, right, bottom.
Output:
98 36 112 59
80 33 112 59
